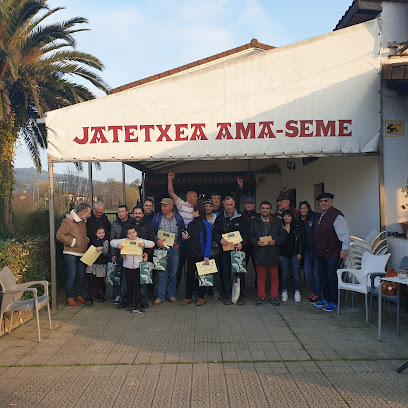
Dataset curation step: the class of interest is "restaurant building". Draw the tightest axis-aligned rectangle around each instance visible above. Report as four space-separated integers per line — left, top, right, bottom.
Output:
45 0 408 304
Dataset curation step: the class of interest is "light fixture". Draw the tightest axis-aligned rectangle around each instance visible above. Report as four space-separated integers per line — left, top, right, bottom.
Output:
286 161 295 171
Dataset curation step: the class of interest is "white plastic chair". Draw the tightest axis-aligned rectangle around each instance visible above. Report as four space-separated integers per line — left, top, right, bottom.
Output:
337 252 391 322
350 231 387 253
0 266 51 342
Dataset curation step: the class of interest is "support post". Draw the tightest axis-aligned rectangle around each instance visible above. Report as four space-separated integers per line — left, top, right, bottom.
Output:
122 163 126 204
48 161 57 309
142 172 146 203
88 162 93 205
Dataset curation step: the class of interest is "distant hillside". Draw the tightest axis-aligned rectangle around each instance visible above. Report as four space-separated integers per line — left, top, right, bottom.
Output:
14 168 51 190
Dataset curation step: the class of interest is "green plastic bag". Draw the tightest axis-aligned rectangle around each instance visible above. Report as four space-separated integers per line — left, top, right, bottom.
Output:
106 262 121 286
153 249 168 271
140 261 154 284
231 250 247 273
198 273 214 287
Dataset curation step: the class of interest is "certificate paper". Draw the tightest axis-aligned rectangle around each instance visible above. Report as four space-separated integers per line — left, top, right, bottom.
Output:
80 245 101 266
222 241 235 251
259 235 273 243
120 240 143 256
157 230 175 247
196 259 218 275
222 231 242 244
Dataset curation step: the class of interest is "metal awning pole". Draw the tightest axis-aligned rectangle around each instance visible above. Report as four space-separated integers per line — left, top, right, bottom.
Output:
88 162 93 204
48 160 57 309
142 172 146 203
122 163 126 204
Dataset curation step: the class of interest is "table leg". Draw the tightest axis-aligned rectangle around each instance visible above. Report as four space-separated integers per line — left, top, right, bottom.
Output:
378 281 383 342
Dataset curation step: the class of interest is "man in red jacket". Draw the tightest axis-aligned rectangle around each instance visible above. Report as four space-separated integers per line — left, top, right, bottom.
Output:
313 193 350 312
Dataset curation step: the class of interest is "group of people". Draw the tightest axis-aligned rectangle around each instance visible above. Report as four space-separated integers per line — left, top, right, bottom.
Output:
56 173 350 313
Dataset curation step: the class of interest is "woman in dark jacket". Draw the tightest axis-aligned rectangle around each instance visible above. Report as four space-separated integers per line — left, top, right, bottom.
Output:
279 209 302 302
298 201 321 303
250 201 287 306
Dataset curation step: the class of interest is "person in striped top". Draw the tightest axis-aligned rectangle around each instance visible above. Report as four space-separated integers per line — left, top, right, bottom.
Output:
168 172 198 290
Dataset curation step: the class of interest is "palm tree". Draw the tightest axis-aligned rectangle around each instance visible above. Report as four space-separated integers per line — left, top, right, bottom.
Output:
0 0 110 233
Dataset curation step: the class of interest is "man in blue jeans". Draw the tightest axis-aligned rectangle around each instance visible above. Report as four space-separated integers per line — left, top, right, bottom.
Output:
56 203 92 306
313 193 350 312
151 198 185 305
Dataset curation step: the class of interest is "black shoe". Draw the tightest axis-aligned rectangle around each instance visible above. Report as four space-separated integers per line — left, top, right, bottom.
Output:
237 297 245 305
99 293 107 302
271 297 281 306
256 297 264 306
86 296 93 304
223 297 232 305
117 303 129 309
141 302 149 309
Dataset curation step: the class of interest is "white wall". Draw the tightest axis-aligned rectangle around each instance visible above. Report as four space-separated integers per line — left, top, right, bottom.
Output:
381 1 408 232
256 156 380 238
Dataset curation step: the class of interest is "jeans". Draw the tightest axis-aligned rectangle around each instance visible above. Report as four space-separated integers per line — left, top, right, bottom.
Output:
156 247 179 300
280 255 300 292
318 256 340 304
304 250 321 296
64 254 85 299
256 265 279 298
220 251 245 298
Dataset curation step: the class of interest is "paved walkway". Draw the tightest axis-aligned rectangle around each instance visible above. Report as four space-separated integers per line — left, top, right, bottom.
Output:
0 288 408 407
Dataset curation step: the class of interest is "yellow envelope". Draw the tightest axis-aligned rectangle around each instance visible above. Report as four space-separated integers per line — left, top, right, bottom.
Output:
80 245 101 266
157 230 175 247
259 235 273 243
222 241 235 251
222 231 243 244
120 240 143 256
196 259 218 275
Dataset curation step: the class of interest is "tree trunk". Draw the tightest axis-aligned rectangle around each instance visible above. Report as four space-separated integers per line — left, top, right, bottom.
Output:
0 115 17 235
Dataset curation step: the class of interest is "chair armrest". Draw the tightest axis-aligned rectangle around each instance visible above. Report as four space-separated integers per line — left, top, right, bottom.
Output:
18 281 49 296
351 236 369 245
1 287 38 300
370 272 386 289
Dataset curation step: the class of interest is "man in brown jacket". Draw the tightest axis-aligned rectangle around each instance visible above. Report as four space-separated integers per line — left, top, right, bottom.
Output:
56 203 91 306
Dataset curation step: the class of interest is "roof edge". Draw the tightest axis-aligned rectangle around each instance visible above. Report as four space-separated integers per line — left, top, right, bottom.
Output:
111 38 274 94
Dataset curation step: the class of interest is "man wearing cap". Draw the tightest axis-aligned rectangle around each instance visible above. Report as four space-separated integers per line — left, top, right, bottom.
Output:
151 198 186 305
275 194 297 221
313 193 350 312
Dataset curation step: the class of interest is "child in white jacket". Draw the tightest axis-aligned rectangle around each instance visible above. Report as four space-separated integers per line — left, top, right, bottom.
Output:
111 226 154 313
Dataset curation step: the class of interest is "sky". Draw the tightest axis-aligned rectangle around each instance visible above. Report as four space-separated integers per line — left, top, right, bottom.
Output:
14 0 353 181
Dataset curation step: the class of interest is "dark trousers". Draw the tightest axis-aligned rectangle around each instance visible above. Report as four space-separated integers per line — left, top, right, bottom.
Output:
124 267 141 308
317 256 340 304
176 247 187 291
87 274 106 297
185 257 206 299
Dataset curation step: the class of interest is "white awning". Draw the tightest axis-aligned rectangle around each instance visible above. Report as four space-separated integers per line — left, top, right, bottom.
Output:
46 19 381 163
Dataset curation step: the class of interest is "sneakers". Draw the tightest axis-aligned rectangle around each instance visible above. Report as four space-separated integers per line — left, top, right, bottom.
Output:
213 290 221 300
75 296 87 305
281 291 288 302
113 296 121 304
223 297 232 305
256 297 265 306
294 291 301 302
141 302 149 309
323 303 337 312
169 297 178 303
196 298 206 306
132 308 145 313
153 299 162 305
66 298 77 307
271 297 280 306
307 295 321 304
181 299 192 306
314 299 328 307
306 294 315 303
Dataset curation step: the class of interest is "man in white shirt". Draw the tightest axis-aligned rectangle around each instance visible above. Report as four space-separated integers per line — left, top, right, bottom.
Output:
168 172 198 290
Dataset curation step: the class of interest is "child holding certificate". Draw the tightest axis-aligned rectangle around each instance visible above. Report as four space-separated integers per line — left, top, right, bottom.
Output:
86 227 109 303
110 227 155 313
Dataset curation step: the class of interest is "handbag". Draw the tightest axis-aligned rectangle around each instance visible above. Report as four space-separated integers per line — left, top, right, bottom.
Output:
231 250 247 273
198 273 214 287
153 248 168 271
